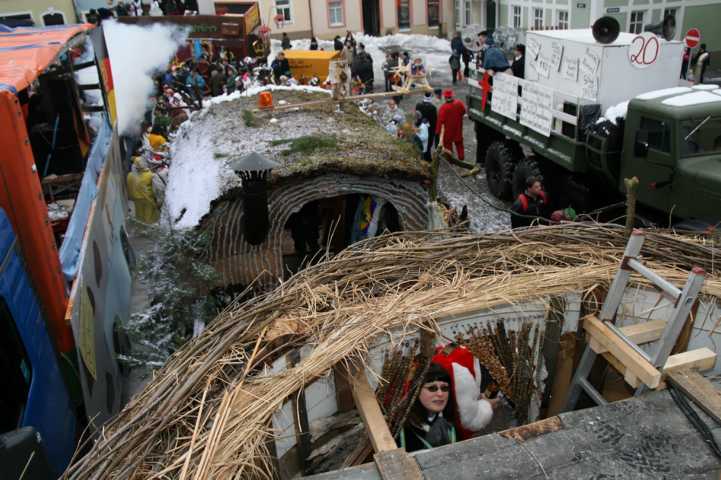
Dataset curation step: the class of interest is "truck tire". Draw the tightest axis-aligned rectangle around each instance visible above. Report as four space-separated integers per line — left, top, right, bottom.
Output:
511 157 543 199
475 122 500 166
485 141 515 200
562 175 594 213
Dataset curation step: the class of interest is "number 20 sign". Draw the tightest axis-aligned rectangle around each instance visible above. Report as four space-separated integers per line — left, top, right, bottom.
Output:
628 32 661 69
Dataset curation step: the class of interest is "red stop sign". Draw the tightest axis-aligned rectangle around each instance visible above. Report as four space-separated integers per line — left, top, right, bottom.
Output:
685 28 701 48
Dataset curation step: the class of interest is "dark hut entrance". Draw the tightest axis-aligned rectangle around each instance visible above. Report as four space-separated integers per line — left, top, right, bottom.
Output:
283 194 400 276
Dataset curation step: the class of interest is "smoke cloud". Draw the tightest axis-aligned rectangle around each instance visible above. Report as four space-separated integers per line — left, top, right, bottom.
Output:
103 20 188 135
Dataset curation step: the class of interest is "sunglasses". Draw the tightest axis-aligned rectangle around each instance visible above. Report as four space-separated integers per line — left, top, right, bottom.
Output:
423 384 450 393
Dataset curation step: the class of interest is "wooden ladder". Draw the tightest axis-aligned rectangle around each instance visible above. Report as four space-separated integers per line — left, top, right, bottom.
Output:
565 229 711 410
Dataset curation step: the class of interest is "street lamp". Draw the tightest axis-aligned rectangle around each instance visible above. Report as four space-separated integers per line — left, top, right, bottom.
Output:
230 152 280 246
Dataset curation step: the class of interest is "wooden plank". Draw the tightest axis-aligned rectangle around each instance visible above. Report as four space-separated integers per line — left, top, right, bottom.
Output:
499 416 563 443
667 368 721 424
349 367 397 453
584 316 662 388
589 319 667 354
663 348 716 374
373 449 423 480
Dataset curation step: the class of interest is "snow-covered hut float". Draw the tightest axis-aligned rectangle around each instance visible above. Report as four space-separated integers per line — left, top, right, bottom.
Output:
67 225 721 479
165 87 431 289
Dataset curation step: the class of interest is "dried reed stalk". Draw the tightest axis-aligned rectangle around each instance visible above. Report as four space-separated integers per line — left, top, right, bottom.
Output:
65 224 721 479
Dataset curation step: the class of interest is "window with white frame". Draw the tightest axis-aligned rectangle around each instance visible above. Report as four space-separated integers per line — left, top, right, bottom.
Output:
464 0 471 25
533 8 543 30
398 0 410 29
428 0 440 27
329 0 343 26
512 5 521 29
275 0 291 22
557 10 568 29
629 10 644 34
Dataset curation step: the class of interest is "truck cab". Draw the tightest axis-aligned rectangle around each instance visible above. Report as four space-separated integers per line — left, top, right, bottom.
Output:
622 88 721 222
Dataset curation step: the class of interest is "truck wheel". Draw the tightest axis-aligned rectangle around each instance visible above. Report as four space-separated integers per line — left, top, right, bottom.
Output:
485 141 514 200
511 157 543 199
475 122 499 166
563 175 592 213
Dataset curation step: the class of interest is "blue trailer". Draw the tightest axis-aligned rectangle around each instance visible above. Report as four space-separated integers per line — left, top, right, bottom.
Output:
0 208 78 477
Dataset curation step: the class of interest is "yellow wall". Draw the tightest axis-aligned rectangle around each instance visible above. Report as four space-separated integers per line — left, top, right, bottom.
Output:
0 0 77 25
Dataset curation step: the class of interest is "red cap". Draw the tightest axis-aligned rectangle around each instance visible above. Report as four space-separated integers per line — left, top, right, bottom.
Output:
443 89 454 98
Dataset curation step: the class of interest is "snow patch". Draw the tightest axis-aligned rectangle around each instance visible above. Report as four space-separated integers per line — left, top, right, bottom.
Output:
692 84 719 91
714 89 721 96
596 100 629 126
662 91 721 107
636 87 692 100
165 85 333 229
270 33 452 87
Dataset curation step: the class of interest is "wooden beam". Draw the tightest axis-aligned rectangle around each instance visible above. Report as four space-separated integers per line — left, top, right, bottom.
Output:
663 348 716 374
592 343 715 390
373 449 423 480
667 368 721 424
584 315 662 388
588 319 667 354
349 367 397 453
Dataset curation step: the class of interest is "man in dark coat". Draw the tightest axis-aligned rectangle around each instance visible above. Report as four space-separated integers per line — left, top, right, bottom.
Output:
352 43 374 92
333 35 343 51
511 176 549 228
415 91 437 161
281 32 291 50
511 44 525 78
271 52 290 84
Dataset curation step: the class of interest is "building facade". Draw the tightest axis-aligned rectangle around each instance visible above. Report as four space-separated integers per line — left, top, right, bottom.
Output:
0 0 78 27
198 0 470 39
494 0 721 52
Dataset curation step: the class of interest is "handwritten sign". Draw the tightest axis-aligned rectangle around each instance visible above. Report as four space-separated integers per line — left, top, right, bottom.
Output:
628 32 661 69
579 47 601 100
563 57 579 81
491 73 519 120
550 42 564 73
536 55 552 78
519 80 554 137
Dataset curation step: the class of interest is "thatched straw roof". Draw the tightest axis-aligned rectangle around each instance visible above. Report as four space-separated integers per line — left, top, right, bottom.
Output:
65 224 721 479
203 90 430 183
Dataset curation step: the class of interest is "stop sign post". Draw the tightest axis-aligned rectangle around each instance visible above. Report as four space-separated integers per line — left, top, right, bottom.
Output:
685 28 701 48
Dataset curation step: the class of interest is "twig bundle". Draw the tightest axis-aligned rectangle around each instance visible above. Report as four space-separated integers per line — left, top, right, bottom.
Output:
65 223 721 479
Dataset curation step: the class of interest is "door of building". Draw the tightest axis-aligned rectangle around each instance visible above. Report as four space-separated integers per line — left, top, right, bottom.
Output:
362 0 380 36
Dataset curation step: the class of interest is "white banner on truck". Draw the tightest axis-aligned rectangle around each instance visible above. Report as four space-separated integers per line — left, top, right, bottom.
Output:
519 80 554 137
491 73 519 120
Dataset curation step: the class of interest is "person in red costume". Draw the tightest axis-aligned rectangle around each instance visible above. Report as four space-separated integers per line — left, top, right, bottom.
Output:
436 89 467 161
432 344 501 440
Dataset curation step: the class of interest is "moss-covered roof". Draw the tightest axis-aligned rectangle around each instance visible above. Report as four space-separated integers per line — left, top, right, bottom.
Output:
205 90 431 182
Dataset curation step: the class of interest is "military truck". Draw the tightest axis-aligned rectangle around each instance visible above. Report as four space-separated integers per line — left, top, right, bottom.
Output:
468 24 721 223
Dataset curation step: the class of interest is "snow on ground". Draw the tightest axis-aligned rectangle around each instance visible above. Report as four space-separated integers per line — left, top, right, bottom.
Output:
269 33 452 87
165 85 332 229
167 34 507 232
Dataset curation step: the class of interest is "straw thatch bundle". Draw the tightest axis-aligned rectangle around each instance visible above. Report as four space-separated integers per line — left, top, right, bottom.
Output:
65 223 721 480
